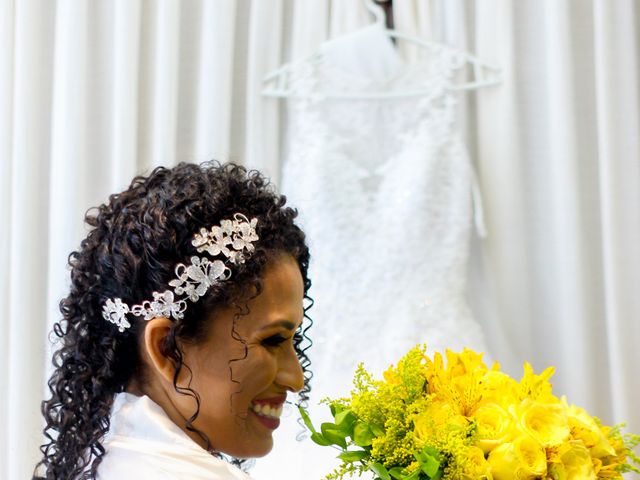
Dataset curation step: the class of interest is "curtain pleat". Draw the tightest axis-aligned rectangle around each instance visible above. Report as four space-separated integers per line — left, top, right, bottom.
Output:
138 0 180 172
111 0 142 181
0 2 15 477
291 1 329 60
193 0 236 161
5 1 56 478
244 0 284 181
593 0 640 427
472 0 528 371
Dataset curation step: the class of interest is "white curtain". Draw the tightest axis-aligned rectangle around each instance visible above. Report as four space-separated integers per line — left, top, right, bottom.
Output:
1 1 638 478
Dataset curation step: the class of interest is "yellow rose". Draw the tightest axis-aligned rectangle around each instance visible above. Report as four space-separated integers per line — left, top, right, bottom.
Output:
517 398 570 447
488 435 547 479
474 403 515 454
548 441 597 480
563 400 615 458
461 446 493 480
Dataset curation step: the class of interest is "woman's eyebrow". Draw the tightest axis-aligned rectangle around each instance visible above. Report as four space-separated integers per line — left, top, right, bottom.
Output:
260 319 301 331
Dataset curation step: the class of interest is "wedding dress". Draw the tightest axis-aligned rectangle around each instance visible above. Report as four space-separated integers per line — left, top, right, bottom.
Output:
96 393 251 480
252 24 491 480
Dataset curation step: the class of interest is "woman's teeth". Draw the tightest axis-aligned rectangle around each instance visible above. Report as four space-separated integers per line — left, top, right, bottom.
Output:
251 403 283 419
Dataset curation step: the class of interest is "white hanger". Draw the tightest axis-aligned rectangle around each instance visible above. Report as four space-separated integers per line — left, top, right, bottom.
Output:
263 0 501 100
365 0 387 25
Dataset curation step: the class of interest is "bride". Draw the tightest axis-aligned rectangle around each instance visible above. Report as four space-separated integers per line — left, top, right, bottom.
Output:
33 162 313 479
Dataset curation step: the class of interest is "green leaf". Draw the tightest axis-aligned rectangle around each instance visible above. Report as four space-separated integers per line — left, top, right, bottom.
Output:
370 463 391 480
329 402 346 417
401 470 421 480
321 422 348 449
388 467 405 479
414 445 443 478
370 423 385 437
338 450 369 462
415 446 442 463
298 406 317 434
430 470 443 480
310 432 333 446
334 409 357 437
421 446 441 459
353 421 375 447
419 455 440 477
334 409 356 428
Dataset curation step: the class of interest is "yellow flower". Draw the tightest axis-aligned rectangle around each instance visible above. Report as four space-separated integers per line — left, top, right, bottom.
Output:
518 362 556 403
517 398 570 447
382 367 401 386
488 435 547 479
474 403 515 454
446 348 488 377
461 446 493 479
425 349 488 415
547 441 597 479
563 399 615 458
477 370 519 408
414 401 468 442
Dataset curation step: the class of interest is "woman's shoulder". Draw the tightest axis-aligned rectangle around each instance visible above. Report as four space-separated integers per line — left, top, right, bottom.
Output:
96 439 252 479
97 393 252 479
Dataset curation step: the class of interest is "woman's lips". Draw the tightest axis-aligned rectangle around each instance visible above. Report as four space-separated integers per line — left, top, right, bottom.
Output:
250 409 281 430
252 394 287 406
250 396 286 430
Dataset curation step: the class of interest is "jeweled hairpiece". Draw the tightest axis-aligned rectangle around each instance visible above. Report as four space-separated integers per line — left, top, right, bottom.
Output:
102 213 259 332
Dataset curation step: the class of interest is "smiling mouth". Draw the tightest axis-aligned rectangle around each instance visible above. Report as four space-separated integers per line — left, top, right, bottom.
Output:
249 400 285 431
250 402 284 420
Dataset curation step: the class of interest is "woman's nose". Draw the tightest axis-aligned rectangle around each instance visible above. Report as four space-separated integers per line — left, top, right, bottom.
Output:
276 345 305 393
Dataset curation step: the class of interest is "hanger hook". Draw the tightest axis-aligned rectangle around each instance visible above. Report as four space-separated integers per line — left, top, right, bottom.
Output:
363 0 386 27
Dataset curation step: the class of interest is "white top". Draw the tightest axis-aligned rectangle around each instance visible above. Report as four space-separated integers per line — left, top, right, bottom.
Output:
96 393 252 480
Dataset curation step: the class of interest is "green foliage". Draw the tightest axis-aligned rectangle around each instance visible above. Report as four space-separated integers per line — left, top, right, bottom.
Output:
298 346 447 480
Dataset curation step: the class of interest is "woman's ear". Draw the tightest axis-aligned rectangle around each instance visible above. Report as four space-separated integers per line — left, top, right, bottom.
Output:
142 317 179 385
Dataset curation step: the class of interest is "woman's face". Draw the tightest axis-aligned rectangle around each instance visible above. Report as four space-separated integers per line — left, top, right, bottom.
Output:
173 254 306 458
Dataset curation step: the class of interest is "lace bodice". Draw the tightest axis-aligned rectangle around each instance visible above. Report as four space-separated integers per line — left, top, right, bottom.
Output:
252 25 489 480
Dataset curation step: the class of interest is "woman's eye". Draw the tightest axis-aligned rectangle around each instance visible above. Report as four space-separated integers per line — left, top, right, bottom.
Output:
262 334 288 347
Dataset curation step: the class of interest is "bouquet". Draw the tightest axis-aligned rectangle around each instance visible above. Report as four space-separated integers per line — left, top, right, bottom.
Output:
301 346 640 480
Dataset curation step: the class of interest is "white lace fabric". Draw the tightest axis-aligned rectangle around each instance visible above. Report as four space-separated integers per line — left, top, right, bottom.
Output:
252 27 490 480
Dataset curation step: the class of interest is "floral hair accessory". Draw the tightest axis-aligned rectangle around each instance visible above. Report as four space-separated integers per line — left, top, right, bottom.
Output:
102 213 259 332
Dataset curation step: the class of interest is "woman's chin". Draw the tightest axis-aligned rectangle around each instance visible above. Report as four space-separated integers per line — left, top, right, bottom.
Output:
223 437 274 459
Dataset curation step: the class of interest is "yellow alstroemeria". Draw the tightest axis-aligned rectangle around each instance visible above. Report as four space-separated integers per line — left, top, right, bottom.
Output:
518 362 556 403
476 369 520 408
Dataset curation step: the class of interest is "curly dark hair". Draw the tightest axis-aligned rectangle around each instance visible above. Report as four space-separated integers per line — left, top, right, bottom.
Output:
33 162 313 480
